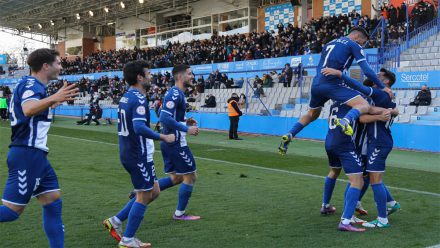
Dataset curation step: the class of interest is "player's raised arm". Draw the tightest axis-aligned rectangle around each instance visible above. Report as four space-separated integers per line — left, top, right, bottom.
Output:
347 33 386 90
22 82 78 117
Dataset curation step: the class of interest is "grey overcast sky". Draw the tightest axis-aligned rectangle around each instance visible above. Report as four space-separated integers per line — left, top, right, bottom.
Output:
0 31 49 66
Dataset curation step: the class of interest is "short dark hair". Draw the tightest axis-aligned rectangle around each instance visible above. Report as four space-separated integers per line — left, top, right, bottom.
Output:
350 26 369 38
123 60 149 86
363 79 374 87
27 48 60 72
172 64 190 78
380 68 396 87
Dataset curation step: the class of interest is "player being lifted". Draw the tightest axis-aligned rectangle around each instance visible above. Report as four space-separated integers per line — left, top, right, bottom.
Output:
157 64 201 220
320 86 393 231
103 61 175 248
279 27 393 155
0 49 78 247
322 67 400 228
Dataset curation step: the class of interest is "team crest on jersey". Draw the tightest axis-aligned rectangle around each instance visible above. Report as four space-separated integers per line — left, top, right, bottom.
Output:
136 106 146 115
166 101 175 109
119 97 128 103
22 90 35 99
360 49 365 57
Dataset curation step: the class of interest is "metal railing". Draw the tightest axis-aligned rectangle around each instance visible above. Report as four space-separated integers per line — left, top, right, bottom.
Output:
371 17 440 71
192 64 313 116
401 17 440 52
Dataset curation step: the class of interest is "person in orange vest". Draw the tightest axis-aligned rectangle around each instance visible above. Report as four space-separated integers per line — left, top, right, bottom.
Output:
227 93 243 140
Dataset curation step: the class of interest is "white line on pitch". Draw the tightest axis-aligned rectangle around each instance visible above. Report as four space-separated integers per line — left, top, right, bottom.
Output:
426 244 440 248
43 133 440 198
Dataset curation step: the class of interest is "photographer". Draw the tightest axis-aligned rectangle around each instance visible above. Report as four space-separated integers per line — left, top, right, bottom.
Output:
76 103 103 125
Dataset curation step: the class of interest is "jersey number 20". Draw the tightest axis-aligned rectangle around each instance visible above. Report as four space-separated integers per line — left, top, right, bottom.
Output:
119 109 129 136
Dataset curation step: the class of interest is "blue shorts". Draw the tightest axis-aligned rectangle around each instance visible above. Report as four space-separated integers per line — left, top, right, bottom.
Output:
366 144 392 173
160 142 196 175
326 146 364 175
309 82 362 109
121 159 157 191
2 147 60 206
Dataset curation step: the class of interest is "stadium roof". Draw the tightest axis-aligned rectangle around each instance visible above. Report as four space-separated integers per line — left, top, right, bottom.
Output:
0 0 200 39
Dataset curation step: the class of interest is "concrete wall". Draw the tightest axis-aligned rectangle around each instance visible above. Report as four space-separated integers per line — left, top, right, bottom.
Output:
116 14 155 34
312 0 324 19
102 36 116 51
82 38 95 58
191 0 250 18
362 0 372 17
56 41 65 58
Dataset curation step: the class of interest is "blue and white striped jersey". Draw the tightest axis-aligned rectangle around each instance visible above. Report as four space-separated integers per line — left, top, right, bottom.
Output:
9 76 52 152
326 100 367 153
118 88 154 163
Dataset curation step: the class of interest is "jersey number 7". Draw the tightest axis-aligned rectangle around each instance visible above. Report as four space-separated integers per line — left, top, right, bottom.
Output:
322 45 336 68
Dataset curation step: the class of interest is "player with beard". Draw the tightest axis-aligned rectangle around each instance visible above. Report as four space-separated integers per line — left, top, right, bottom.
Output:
157 64 201 220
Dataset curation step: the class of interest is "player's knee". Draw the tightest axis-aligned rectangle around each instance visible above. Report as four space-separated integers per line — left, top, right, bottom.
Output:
351 178 364 189
170 175 184 185
328 168 341 179
369 172 382 184
183 173 197 184
151 188 160 201
136 191 153 205
308 109 320 120
36 190 61 206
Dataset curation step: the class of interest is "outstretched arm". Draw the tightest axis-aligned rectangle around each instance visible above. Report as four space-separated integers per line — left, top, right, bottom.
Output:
321 68 373 96
133 120 161 140
360 106 391 123
358 60 385 89
159 112 189 132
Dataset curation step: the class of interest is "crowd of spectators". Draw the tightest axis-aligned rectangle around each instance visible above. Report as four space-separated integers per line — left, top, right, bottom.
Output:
373 1 437 43
49 1 439 109
46 71 207 109
59 5 437 75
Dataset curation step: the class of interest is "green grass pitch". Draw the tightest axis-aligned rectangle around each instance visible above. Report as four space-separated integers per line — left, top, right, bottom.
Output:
0 117 439 247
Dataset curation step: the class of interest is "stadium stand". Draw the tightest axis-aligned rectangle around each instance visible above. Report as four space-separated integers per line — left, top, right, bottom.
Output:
58 15 390 75
398 32 440 72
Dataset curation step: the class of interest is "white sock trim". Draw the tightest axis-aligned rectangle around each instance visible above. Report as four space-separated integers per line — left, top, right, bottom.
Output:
174 210 185 216
387 201 396 207
112 216 122 226
377 217 389 224
342 218 351 225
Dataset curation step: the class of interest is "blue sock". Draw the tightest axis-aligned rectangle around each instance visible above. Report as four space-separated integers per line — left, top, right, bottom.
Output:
359 176 370 201
288 122 305 137
158 177 174 191
123 202 147 238
343 108 361 124
372 183 387 218
116 197 135 222
43 199 64 248
177 183 193 212
343 183 350 210
0 205 19 222
342 187 361 220
384 185 395 202
323 177 337 205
